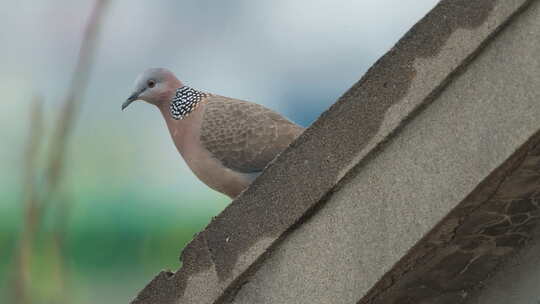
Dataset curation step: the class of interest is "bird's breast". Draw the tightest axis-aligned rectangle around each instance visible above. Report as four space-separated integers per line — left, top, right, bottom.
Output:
164 103 251 198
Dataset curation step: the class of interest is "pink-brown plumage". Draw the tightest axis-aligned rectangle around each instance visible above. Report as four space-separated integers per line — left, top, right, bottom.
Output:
124 68 304 198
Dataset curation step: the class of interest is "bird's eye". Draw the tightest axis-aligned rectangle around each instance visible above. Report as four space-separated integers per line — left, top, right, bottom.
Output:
147 80 156 88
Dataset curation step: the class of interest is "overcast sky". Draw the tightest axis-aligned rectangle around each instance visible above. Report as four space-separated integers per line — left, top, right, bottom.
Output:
0 0 440 204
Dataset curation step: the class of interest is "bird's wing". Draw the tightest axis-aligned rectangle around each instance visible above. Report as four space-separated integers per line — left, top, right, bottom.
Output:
200 95 304 173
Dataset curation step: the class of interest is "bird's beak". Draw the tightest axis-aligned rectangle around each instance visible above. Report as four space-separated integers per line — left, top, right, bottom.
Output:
122 93 139 111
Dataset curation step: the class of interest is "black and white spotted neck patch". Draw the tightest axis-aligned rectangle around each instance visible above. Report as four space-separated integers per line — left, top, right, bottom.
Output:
170 86 207 120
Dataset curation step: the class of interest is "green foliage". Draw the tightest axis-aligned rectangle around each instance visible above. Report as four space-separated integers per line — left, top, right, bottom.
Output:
0 190 226 304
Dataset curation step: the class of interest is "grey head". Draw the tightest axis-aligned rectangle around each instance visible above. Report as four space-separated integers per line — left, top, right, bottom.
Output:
122 68 183 110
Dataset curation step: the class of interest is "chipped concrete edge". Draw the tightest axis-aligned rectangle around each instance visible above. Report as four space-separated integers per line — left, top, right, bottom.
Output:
129 1 533 303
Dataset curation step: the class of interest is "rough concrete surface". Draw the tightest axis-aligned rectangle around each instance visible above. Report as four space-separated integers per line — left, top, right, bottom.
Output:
231 1 540 303
129 0 538 303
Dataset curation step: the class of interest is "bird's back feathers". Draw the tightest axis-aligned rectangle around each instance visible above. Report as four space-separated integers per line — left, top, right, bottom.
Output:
200 95 304 173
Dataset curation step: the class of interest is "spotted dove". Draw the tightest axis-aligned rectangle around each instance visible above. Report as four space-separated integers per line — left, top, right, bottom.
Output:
122 68 304 198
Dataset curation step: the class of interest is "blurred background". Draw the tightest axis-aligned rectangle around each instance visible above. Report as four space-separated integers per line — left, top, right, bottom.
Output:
0 1 439 303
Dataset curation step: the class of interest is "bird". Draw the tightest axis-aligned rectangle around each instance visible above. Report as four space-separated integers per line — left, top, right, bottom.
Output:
122 68 304 198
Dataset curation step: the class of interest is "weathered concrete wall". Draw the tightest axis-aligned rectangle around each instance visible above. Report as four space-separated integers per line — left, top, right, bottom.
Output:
231 1 540 303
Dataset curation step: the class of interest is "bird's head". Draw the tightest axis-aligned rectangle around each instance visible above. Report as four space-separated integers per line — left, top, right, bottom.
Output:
122 68 183 110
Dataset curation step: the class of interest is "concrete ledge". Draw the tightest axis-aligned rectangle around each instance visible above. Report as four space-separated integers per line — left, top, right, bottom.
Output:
230 1 540 302
129 0 537 303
